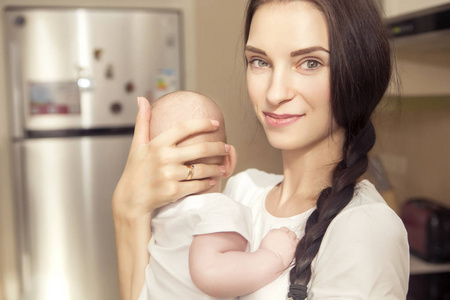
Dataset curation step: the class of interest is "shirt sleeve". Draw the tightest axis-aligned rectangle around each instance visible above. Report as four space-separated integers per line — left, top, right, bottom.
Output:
308 203 410 300
223 168 283 207
223 169 252 203
192 194 253 243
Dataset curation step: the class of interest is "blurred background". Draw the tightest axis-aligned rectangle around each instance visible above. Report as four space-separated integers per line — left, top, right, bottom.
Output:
0 0 449 299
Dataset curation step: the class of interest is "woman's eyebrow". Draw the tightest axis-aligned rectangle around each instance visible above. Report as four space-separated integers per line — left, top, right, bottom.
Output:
291 46 330 57
245 45 266 55
245 45 329 57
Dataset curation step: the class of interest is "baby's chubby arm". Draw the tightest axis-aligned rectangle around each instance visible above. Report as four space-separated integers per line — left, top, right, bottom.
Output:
189 227 299 298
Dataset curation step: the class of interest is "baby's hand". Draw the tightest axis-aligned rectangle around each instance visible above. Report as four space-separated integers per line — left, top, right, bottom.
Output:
259 227 299 270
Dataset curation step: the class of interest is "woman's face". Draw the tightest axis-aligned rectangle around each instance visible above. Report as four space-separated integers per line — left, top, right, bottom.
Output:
245 1 342 152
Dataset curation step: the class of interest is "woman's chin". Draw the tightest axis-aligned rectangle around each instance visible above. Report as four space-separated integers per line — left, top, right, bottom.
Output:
266 136 299 151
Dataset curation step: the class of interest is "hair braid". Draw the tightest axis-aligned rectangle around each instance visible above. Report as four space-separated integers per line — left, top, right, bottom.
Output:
288 121 376 300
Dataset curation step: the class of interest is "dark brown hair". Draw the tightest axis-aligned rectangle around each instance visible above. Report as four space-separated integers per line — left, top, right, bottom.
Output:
244 0 392 299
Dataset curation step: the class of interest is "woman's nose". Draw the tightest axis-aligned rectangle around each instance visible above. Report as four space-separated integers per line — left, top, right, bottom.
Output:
266 67 294 106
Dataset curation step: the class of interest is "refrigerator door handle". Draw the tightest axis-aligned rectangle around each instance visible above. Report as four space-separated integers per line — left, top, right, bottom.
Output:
12 143 32 293
7 41 26 139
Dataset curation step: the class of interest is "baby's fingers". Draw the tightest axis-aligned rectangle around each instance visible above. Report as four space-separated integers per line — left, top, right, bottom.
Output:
287 230 298 242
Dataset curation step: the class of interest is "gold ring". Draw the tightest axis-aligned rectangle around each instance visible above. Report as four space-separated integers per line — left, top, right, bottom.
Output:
185 165 195 180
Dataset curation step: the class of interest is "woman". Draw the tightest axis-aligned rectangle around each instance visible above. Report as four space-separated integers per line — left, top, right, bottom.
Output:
113 0 409 299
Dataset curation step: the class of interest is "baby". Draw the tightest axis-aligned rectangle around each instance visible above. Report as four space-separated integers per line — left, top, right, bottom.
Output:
138 91 299 300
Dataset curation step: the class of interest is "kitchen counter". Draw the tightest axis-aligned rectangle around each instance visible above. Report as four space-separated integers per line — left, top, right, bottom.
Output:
408 255 450 299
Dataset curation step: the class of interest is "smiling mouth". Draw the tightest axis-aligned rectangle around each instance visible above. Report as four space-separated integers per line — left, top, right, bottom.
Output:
263 112 305 128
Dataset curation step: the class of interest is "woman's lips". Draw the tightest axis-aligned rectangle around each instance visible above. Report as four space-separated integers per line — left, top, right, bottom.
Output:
264 112 304 128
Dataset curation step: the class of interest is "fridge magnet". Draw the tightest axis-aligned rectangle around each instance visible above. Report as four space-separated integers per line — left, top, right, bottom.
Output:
94 48 103 61
29 82 81 115
154 68 178 99
105 64 114 79
125 81 135 93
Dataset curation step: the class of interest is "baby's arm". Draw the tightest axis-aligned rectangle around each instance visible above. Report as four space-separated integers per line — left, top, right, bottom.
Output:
189 227 299 298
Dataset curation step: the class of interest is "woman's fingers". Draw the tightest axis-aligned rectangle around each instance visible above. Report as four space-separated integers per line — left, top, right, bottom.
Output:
176 179 218 200
149 141 228 172
122 114 229 211
130 97 151 153
179 164 225 181
173 141 229 164
151 118 220 147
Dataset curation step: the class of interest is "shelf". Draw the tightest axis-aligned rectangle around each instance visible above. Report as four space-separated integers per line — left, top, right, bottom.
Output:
410 255 450 275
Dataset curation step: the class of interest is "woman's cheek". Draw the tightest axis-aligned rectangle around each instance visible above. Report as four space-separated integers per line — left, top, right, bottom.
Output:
246 74 258 103
247 72 266 104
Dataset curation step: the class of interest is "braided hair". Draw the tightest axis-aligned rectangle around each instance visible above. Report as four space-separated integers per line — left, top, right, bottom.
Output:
244 0 392 299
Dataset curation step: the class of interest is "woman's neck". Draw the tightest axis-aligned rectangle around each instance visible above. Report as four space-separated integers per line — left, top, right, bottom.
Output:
267 133 344 217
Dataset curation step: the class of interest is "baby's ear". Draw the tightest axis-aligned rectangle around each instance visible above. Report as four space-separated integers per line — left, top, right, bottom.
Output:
221 145 237 178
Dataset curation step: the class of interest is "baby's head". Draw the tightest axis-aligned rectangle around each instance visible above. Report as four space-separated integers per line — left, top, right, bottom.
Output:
150 91 235 179
150 91 226 147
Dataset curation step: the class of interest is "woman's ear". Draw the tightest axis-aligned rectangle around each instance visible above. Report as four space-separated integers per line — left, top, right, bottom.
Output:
221 145 237 178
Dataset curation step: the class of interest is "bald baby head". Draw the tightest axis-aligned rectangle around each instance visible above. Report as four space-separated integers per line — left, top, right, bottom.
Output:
149 91 226 146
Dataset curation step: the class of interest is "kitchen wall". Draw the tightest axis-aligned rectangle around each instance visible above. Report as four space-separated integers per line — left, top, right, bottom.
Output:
373 97 450 209
0 1 278 299
372 48 450 210
194 0 282 175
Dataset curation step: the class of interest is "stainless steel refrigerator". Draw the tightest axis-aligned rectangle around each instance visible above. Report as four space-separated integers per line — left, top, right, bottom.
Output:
5 7 182 300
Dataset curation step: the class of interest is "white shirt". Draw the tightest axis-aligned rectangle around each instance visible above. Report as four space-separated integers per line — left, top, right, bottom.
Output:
223 169 410 300
139 193 252 300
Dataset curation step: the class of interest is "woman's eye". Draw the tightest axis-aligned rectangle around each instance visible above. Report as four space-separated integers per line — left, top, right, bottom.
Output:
249 59 270 68
300 60 321 70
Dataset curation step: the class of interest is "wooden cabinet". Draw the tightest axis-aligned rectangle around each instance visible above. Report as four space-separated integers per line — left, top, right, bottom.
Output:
383 0 450 18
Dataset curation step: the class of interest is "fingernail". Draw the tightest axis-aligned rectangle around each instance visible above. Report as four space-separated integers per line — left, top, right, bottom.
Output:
209 179 216 186
224 144 230 153
219 165 226 173
210 120 219 127
137 97 141 108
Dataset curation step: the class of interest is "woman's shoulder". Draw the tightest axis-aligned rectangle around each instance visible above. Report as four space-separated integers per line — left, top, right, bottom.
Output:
316 179 409 266
341 180 402 224
315 179 409 275
223 168 283 202
331 179 406 237
310 180 410 298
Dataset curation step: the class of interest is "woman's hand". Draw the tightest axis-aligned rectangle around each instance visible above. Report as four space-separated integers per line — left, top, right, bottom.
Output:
112 97 230 300
112 97 229 220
